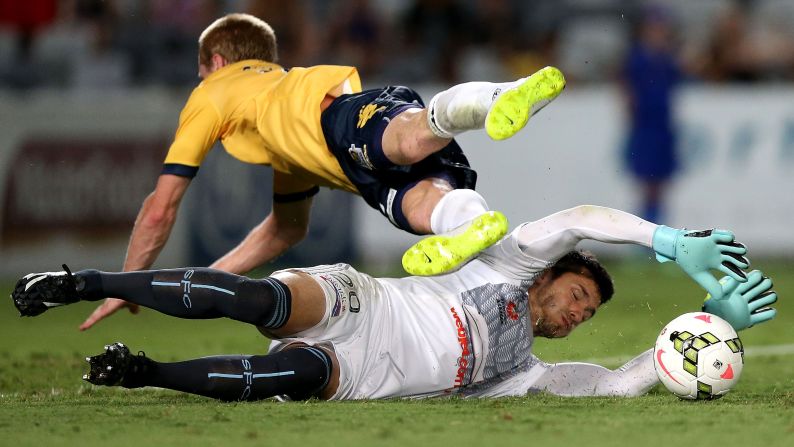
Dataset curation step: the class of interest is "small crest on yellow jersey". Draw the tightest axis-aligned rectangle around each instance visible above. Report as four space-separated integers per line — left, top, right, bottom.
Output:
357 104 386 128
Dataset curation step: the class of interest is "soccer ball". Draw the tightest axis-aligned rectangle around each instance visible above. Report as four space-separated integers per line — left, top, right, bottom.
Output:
653 312 744 400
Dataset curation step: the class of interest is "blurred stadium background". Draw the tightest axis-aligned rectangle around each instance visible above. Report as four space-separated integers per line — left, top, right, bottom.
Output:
2 3 794 445
1 0 794 275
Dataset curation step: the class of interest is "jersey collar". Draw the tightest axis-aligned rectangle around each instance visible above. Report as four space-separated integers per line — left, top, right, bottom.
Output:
205 59 285 81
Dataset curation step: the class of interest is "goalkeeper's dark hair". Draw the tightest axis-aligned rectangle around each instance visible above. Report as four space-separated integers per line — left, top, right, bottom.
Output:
549 250 614 304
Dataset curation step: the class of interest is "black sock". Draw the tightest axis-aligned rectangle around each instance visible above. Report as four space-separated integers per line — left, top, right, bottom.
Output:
77 268 291 329
133 346 333 401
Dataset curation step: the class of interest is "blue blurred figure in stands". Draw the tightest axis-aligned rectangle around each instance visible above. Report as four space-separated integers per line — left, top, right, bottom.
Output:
621 5 682 224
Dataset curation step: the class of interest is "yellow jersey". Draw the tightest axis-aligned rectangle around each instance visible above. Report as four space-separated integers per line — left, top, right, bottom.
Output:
163 60 362 194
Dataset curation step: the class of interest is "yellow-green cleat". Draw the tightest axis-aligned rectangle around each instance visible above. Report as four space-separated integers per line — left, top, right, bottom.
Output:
402 211 509 276
485 66 566 141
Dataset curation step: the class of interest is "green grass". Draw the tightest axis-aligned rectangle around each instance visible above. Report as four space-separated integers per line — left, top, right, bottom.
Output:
1 260 794 447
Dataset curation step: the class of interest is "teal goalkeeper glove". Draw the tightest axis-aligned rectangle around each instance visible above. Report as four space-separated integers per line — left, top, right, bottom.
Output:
653 226 749 300
703 270 778 331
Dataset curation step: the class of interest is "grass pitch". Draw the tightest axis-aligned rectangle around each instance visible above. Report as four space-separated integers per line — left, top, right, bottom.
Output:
1 261 793 447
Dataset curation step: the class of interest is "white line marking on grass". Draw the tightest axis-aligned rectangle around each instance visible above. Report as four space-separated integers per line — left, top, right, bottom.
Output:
745 343 794 357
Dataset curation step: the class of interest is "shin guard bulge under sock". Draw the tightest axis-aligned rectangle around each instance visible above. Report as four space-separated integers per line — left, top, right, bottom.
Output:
77 268 291 329
140 346 333 401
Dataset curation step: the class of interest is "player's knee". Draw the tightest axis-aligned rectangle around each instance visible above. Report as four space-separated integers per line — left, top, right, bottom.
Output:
400 180 451 234
265 271 328 336
382 108 429 164
281 345 338 401
393 134 426 165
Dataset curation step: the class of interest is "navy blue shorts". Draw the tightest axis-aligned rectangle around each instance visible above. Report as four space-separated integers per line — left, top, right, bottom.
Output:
320 86 477 233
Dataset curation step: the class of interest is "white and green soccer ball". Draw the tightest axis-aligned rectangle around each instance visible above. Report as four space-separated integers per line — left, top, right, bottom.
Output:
653 312 744 400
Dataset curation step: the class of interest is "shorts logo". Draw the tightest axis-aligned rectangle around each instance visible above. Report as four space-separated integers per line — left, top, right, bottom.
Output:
320 274 346 317
319 274 361 316
331 273 360 313
357 104 386 128
348 143 375 170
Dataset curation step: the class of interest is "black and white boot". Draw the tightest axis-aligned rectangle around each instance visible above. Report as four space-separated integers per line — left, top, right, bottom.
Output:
83 342 151 388
11 265 84 316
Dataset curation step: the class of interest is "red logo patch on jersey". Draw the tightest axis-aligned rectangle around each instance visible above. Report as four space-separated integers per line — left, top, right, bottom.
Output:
506 302 520 321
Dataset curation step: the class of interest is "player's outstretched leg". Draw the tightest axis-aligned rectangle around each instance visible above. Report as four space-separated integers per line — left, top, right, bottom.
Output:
428 66 566 141
82 342 335 401
12 266 292 331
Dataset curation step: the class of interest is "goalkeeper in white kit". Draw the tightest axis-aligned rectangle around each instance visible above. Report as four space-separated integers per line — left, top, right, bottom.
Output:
11 205 776 400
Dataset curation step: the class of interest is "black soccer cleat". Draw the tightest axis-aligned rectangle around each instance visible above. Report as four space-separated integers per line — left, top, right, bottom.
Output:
11 265 82 317
83 342 150 388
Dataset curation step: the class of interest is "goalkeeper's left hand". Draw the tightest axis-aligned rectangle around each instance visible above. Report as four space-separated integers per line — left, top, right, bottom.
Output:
653 226 749 300
703 270 778 331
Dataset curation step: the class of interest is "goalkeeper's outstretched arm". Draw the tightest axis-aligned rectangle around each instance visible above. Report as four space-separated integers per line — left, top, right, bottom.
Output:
514 205 748 299
462 350 659 398
527 349 658 397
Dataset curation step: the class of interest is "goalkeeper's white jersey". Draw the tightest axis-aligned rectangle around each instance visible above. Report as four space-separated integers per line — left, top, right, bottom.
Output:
269 206 657 400
269 225 555 400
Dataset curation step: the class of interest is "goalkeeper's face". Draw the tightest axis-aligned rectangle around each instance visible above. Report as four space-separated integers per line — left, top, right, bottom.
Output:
528 271 601 338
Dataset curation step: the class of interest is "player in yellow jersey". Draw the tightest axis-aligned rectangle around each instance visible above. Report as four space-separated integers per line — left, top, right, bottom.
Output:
79 13 566 331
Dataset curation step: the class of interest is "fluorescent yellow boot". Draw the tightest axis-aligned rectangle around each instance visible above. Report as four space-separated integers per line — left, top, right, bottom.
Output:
485 66 566 141
402 211 509 276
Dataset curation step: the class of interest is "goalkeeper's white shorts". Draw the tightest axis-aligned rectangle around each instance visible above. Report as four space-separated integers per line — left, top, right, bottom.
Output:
268 263 468 400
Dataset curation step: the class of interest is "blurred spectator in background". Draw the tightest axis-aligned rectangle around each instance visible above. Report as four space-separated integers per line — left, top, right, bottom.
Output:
70 0 131 91
696 1 794 83
395 0 473 84
3 0 794 90
501 29 560 83
620 4 682 224
245 0 318 68
699 2 762 82
326 0 385 79
457 0 514 81
461 0 559 82
145 0 223 86
0 0 56 89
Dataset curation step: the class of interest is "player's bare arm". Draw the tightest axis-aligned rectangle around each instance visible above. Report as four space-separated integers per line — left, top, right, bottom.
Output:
123 175 192 271
209 197 313 274
79 174 191 331
210 170 315 274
